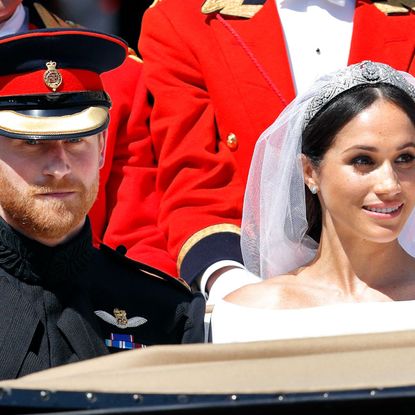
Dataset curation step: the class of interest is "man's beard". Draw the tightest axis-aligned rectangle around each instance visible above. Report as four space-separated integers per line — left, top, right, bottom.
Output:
0 172 99 241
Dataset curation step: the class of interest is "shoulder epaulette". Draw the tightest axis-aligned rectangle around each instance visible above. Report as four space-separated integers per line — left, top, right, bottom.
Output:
33 2 81 28
201 0 265 18
372 0 414 15
127 47 143 63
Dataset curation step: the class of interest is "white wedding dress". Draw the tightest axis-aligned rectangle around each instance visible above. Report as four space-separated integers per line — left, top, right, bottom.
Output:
211 299 415 343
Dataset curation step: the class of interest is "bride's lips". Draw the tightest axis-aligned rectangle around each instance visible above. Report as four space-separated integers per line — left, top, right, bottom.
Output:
362 203 404 219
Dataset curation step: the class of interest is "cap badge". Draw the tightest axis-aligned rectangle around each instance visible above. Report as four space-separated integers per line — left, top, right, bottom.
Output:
43 61 62 92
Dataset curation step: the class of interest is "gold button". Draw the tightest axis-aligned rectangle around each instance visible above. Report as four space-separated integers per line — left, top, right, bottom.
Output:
226 133 238 150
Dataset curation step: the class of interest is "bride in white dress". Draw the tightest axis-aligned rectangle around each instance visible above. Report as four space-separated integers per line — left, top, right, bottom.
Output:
211 61 415 343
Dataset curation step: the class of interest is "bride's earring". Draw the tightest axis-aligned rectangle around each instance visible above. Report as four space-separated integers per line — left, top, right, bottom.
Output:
309 185 318 194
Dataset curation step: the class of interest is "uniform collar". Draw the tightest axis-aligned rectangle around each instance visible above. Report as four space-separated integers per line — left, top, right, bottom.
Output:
0 217 94 287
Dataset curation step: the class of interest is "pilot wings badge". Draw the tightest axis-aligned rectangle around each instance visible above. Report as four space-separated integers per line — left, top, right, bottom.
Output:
94 308 148 329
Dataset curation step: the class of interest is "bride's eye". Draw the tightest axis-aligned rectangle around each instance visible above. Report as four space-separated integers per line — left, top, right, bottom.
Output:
351 155 374 166
396 153 415 164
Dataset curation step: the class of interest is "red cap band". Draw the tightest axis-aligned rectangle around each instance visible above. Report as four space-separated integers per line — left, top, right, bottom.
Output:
0 68 104 96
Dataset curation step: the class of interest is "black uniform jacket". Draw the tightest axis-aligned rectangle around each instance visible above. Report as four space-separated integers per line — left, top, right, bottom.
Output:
0 219 205 380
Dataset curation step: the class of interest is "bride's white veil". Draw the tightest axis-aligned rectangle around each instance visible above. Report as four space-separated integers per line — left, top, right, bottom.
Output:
241 61 415 279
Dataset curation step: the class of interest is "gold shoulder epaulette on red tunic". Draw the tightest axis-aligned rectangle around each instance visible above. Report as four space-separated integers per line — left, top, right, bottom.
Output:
201 0 266 18
372 0 414 15
127 48 143 63
177 224 241 273
33 2 81 28
34 3 142 61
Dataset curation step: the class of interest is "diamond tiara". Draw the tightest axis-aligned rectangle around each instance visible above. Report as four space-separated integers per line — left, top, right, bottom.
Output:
304 61 415 128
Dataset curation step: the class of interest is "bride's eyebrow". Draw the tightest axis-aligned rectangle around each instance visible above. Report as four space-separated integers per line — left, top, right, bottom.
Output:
397 142 415 150
342 145 378 154
342 142 415 154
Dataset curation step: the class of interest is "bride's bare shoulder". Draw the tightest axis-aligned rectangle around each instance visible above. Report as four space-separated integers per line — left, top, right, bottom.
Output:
224 274 299 309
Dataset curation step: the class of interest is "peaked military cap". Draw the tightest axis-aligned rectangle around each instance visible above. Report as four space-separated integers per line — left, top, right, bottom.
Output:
0 28 128 140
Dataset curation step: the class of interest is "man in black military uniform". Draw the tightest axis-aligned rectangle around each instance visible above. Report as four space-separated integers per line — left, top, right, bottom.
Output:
0 28 204 381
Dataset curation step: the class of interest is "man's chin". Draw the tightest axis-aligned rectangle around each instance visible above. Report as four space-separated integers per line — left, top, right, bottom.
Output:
16 212 85 242
0 174 98 242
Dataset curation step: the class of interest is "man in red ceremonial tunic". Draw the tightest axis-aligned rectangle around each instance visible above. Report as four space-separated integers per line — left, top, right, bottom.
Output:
1 0 178 277
132 0 415 296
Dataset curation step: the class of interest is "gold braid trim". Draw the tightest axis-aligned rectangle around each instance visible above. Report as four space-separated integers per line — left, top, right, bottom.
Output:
177 224 241 273
128 54 143 63
202 0 263 18
372 0 414 14
138 267 191 290
34 4 141 63
33 3 81 28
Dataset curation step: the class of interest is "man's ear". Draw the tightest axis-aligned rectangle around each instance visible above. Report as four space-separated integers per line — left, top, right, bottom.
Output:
98 131 107 169
301 154 319 193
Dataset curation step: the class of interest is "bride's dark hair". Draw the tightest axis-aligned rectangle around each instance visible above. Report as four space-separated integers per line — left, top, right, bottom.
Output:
302 84 415 243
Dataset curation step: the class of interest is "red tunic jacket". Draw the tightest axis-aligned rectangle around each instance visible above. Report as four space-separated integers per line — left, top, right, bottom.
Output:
137 0 415 282
93 57 177 277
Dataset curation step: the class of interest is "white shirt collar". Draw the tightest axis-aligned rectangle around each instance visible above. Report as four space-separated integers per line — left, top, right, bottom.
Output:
275 0 355 93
